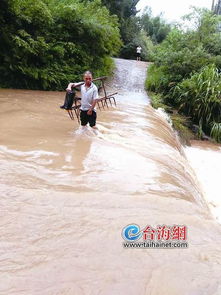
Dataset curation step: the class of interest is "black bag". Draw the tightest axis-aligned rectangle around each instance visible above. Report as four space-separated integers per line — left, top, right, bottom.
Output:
60 90 76 110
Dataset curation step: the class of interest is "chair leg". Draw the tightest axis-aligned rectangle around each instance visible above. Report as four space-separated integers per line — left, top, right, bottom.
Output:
74 109 80 124
67 110 74 120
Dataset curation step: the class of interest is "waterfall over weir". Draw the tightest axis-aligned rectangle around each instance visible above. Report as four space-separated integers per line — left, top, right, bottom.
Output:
0 58 221 295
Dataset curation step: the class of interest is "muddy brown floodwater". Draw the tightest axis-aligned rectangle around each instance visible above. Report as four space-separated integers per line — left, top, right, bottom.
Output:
0 58 221 295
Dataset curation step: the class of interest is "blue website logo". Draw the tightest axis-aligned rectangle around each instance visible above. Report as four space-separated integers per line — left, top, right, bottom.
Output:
122 224 142 241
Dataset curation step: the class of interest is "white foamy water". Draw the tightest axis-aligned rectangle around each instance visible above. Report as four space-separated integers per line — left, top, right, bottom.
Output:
185 142 221 223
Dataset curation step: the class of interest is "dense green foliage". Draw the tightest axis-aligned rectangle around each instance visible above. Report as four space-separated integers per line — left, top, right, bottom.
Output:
174 65 221 139
119 7 171 60
0 0 172 89
146 8 221 142
101 0 139 19
98 1 170 60
140 7 171 43
0 0 121 90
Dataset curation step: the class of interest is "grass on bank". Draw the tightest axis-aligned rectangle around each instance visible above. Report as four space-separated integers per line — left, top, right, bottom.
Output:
145 62 221 144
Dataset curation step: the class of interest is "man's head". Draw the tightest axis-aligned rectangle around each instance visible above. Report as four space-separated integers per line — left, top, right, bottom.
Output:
83 71 92 87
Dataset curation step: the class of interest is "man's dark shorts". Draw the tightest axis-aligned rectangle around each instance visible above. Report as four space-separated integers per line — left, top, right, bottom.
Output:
80 110 97 127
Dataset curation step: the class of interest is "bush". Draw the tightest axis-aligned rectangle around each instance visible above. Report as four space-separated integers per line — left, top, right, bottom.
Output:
119 8 171 60
121 30 155 61
145 8 221 142
147 91 171 111
0 0 122 90
146 64 172 93
148 9 221 95
174 64 221 141
211 123 221 142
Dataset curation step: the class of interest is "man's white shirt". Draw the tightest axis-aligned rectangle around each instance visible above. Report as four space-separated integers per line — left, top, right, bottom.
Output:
136 46 142 53
80 83 98 111
66 82 98 111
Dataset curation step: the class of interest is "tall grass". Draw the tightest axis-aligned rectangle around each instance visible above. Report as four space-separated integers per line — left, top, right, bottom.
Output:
211 122 221 142
174 64 221 142
146 64 170 93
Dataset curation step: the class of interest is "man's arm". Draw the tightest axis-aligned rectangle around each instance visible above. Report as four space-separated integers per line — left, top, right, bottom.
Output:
87 99 97 115
87 87 99 115
66 82 82 92
66 83 75 92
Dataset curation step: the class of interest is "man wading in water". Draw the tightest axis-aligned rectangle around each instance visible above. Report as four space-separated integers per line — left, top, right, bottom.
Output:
66 71 99 129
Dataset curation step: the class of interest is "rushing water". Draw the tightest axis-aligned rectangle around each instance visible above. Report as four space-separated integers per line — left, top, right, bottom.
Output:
185 140 221 224
0 58 221 295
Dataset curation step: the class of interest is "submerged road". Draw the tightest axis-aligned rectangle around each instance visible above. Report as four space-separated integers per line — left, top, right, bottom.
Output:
0 58 221 294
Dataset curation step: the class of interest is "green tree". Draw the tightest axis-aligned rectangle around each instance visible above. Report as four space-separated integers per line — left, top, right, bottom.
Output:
118 5 171 60
0 0 122 90
148 8 221 94
146 7 221 142
140 7 171 43
101 0 139 19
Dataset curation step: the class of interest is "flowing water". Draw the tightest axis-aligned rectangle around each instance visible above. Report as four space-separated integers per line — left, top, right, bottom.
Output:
185 140 221 224
0 58 221 295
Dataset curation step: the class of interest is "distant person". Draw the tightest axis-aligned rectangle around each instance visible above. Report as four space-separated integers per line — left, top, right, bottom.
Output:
66 71 99 129
136 46 142 61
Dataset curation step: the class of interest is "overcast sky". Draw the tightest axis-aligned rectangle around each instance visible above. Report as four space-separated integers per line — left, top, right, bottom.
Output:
136 0 213 22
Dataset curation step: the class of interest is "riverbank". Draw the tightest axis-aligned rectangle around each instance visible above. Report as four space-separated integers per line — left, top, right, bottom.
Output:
144 66 221 223
146 90 196 145
145 79 218 145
